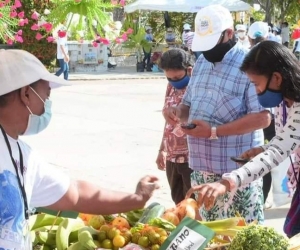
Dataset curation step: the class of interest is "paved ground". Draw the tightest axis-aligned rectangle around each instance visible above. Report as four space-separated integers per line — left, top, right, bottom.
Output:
22 78 289 235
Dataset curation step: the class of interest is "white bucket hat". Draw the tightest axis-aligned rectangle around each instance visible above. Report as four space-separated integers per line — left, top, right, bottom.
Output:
192 5 233 52
0 49 69 96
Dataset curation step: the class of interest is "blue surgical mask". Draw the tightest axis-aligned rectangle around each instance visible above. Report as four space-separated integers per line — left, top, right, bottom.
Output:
167 74 190 89
23 87 52 135
257 75 283 108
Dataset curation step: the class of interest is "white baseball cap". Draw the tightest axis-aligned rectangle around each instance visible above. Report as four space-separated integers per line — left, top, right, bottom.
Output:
236 24 246 31
248 21 269 39
192 5 233 52
0 49 69 96
183 23 191 30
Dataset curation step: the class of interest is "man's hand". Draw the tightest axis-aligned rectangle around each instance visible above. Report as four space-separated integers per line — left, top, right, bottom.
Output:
185 180 229 210
240 147 264 160
135 175 160 203
64 55 70 63
181 120 211 138
163 107 180 125
156 151 166 171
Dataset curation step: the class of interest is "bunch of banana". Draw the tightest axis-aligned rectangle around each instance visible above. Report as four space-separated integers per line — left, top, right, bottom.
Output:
199 217 247 238
31 213 106 250
201 217 255 249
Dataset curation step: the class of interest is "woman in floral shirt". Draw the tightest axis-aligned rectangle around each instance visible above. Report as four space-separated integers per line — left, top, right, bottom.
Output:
156 49 194 204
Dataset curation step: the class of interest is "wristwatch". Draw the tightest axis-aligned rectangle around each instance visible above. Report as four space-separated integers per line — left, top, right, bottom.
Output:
209 126 218 140
222 173 239 191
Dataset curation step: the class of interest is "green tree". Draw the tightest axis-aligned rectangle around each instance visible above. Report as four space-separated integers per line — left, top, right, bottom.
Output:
245 0 300 23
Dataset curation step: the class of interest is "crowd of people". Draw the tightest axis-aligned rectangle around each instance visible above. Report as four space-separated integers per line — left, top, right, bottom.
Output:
155 4 300 240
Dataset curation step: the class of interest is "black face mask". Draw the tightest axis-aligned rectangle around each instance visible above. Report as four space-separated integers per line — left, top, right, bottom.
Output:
202 32 236 63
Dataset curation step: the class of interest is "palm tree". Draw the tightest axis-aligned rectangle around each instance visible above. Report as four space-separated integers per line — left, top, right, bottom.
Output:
48 0 113 38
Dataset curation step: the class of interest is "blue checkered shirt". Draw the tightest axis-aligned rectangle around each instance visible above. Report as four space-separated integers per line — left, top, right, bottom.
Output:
182 43 264 174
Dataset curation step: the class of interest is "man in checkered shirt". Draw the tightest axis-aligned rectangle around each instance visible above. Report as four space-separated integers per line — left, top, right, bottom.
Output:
163 5 271 223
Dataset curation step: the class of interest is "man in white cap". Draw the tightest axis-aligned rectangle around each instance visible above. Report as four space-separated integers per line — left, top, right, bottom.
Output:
181 23 201 59
235 24 250 48
163 5 270 223
182 23 194 48
0 49 159 249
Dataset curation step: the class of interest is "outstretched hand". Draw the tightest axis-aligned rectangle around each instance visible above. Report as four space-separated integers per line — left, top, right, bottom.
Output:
135 175 160 203
185 180 229 210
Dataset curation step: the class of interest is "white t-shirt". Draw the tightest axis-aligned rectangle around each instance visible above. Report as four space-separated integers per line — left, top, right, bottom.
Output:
281 27 290 44
0 134 70 249
57 37 68 59
231 102 300 187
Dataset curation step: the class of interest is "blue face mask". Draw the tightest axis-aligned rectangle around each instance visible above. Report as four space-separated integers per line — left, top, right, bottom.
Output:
257 76 283 108
23 87 52 136
167 74 190 89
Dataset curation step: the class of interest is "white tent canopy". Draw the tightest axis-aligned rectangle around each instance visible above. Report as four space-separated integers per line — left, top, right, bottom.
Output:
124 0 252 13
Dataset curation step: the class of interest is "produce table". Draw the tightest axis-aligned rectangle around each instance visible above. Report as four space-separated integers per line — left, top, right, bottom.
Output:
30 199 299 250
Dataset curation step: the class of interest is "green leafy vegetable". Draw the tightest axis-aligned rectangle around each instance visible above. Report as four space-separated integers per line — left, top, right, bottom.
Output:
228 225 289 250
130 222 145 234
124 209 145 226
148 218 176 232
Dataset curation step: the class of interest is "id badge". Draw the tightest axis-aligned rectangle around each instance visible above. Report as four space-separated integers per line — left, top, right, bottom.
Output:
22 220 32 250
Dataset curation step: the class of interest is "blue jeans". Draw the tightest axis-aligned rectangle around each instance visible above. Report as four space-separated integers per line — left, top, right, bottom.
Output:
55 59 69 80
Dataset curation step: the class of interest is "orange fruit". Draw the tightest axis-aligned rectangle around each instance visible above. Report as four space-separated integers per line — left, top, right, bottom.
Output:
111 216 130 229
113 235 126 247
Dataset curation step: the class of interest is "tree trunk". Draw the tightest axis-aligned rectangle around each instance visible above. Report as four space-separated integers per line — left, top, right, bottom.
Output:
264 0 272 23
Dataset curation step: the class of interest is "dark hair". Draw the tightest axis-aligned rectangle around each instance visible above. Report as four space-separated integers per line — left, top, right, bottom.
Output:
249 31 266 47
158 48 194 70
283 22 289 26
240 41 300 102
253 36 265 45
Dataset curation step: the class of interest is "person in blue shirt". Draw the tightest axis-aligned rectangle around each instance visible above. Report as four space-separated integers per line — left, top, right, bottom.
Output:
143 26 155 70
